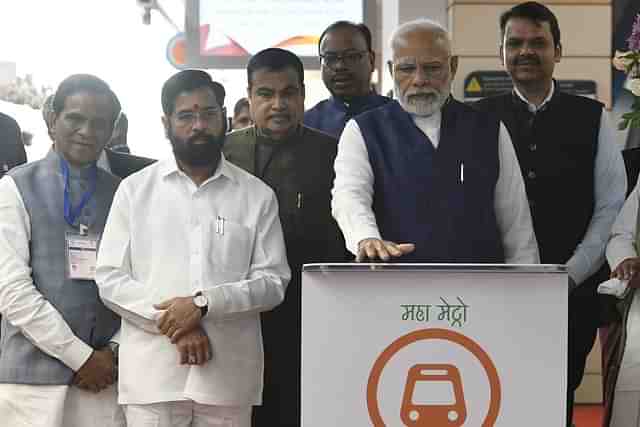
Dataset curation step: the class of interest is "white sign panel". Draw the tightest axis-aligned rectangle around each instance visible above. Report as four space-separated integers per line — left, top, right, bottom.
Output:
200 0 364 56
301 264 567 426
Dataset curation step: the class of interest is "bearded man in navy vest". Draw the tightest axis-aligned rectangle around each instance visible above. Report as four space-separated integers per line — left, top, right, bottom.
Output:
332 18 540 265
0 74 124 426
472 3 627 425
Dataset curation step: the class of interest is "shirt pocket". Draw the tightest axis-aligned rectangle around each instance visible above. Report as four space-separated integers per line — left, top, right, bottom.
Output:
207 218 253 279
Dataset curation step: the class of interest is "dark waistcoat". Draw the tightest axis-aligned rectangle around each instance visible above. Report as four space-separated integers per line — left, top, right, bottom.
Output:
356 99 504 263
474 91 602 264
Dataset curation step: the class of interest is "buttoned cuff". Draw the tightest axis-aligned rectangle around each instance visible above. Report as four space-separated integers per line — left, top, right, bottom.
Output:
59 338 94 372
203 286 226 319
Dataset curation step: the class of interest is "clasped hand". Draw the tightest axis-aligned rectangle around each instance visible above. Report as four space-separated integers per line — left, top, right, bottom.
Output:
154 296 211 366
73 348 114 393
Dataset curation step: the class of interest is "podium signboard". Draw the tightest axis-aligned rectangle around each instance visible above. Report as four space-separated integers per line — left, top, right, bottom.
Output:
301 264 567 426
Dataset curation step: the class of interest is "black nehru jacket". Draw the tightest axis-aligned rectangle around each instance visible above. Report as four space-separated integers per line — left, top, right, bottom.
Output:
104 148 156 179
474 91 602 266
0 112 27 178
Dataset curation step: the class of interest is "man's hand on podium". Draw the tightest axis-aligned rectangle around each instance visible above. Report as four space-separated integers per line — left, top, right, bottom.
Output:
356 238 415 262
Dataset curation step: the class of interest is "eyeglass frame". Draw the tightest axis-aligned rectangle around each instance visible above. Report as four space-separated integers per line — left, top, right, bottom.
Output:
172 106 226 128
319 49 371 68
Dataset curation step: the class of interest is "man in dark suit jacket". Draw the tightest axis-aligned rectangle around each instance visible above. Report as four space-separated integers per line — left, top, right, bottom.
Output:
103 148 155 179
0 112 27 178
225 48 346 427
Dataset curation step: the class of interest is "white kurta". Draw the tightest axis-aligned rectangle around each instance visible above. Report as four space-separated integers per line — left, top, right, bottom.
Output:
95 155 290 406
606 176 640 426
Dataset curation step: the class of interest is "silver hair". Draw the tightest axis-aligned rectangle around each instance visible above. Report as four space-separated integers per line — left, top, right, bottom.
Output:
389 18 451 52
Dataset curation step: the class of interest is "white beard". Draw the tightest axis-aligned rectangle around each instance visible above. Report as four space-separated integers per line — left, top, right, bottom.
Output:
394 81 450 117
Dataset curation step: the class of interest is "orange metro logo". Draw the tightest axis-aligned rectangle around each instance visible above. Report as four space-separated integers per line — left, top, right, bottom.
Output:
367 328 501 426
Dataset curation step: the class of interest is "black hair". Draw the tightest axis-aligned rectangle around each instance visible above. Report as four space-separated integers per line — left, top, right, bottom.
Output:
500 2 561 48
318 21 373 55
161 69 226 116
233 97 250 117
247 48 304 89
114 112 128 133
52 74 120 120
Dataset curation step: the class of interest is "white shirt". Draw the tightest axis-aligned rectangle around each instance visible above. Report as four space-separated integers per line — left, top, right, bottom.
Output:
0 176 93 372
605 177 640 392
607 176 640 271
95 155 290 406
515 83 627 285
332 107 540 264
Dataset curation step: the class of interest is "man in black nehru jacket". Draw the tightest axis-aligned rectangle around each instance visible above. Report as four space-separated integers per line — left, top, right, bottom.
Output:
473 2 627 425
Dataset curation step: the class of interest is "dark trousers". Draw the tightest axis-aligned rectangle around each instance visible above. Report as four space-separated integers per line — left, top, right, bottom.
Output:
566 268 609 426
252 349 300 427
252 276 301 427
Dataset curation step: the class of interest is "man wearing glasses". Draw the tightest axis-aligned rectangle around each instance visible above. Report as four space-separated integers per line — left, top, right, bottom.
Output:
304 21 389 138
332 18 539 265
95 70 290 427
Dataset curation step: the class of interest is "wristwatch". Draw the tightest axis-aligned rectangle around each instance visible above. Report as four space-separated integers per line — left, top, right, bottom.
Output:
107 341 119 381
194 291 209 317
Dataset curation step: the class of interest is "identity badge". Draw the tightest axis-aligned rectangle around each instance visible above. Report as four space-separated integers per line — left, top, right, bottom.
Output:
65 232 99 280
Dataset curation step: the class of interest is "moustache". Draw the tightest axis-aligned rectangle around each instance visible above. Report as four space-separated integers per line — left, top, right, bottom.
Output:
406 91 438 100
268 113 291 121
186 132 216 145
513 55 540 66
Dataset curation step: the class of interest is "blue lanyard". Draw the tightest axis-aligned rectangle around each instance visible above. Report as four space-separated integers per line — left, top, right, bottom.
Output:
60 158 97 227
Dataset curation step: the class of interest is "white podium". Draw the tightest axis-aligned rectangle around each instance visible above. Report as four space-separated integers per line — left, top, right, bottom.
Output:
301 263 567 426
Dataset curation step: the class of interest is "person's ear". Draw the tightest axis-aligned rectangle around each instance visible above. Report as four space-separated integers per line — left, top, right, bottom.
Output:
161 115 170 139
449 55 459 80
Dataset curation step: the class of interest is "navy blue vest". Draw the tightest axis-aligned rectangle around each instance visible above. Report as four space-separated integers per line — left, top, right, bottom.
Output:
355 99 504 262
304 93 390 139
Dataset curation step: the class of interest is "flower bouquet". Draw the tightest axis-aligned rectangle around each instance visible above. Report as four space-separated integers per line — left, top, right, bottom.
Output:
613 13 640 129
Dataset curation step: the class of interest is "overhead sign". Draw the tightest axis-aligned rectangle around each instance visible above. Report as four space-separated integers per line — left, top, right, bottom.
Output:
178 0 368 70
463 70 598 101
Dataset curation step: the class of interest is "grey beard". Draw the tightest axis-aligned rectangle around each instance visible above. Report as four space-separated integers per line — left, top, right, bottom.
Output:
394 83 449 117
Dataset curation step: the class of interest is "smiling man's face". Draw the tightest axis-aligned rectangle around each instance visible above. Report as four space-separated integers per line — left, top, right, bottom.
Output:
501 17 561 88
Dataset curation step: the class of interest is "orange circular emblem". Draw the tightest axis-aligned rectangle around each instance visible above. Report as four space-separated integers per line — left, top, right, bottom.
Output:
367 328 501 426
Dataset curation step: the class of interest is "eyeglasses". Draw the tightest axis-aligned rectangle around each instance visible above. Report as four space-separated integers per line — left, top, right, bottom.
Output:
174 107 224 126
391 58 450 80
319 50 369 68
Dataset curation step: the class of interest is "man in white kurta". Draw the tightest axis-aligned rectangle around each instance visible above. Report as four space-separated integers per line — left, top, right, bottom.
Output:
606 176 640 427
95 70 290 427
0 74 125 427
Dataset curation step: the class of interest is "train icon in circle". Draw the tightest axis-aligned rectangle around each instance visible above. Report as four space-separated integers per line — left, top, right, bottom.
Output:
400 364 467 426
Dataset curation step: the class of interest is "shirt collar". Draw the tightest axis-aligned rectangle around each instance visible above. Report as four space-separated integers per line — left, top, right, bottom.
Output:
159 152 237 184
513 80 555 113
411 109 442 130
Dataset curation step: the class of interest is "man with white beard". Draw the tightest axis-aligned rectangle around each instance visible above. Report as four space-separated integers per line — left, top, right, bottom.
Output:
331 18 539 264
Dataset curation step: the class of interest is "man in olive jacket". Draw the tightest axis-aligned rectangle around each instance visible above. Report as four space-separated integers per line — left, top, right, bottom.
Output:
224 48 346 427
